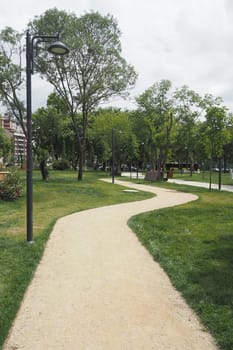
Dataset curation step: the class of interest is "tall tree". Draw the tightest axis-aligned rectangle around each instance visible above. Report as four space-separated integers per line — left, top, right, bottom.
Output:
173 85 201 174
32 94 72 180
223 113 233 171
204 107 230 159
0 27 26 134
203 106 230 189
29 9 137 180
89 108 138 172
136 80 175 178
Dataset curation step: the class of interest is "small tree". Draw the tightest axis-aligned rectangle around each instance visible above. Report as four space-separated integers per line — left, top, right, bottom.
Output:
89 108 139 171
0 171 23 200
204 106 230 189
0 127 12 164
32 95 73 180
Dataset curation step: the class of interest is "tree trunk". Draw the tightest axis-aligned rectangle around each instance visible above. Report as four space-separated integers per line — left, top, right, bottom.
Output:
209 160 212 190
40 160 49 181
78 151 83 181
218 158 222 190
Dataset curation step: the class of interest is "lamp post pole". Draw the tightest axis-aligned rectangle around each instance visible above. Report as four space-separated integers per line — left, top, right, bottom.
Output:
26 31 69 243
26 31 33 243
218 158 222 191
112 128 115 184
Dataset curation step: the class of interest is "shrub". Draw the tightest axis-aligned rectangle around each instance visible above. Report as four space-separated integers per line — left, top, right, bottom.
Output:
52 159 70 170
0 172 23 200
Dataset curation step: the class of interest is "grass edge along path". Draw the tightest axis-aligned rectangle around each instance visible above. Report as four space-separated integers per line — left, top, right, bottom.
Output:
0 171 153 350
128 181 233 350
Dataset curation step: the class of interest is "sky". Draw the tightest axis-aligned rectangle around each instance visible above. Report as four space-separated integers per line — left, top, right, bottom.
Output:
1 0 233 112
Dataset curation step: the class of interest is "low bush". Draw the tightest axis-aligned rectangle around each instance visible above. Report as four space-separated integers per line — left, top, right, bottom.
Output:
0 172 23 200
52 159 70 170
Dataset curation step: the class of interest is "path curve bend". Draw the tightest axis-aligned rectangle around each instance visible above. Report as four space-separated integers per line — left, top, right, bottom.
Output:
3 180 218 350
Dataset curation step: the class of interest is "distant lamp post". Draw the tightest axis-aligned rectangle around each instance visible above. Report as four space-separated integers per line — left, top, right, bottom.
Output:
218 158 222 191
137 142 145 180
26 31 69 243
112 128 115 184
111 129 124 184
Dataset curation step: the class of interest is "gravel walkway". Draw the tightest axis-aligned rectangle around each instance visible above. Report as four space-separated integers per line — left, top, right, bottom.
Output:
3 180 218 350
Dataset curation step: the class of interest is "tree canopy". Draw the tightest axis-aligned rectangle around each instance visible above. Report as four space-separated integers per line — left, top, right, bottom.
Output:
0 27 26 134
0 127 12 161
28 8 137 180
1 10 233 180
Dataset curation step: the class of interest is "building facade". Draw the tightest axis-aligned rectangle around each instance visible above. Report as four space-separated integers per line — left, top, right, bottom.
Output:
0 114 26 167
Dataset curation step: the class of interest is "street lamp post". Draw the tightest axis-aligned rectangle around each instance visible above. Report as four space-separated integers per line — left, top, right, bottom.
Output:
218 158 222 191
112 128 115 184
26 31 69 243
111 129 126 183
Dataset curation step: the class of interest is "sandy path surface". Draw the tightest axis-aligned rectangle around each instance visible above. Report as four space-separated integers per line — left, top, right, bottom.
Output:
3 180 218 350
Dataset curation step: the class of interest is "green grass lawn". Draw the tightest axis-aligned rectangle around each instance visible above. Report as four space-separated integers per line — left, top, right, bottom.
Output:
1 170 233 350
172 169 233 185
128 182 233 350
0 170 153 349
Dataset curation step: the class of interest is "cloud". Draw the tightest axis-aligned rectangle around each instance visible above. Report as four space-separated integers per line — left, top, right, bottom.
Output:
1 0 233 111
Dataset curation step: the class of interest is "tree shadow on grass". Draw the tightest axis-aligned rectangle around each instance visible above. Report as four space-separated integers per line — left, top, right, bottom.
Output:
184 234 233 350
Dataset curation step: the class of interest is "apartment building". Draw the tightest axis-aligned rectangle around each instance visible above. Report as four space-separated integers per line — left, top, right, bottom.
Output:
0 114 26 166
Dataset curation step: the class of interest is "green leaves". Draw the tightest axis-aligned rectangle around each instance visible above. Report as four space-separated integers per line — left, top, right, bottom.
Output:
0 27 26 133
204 106 229 159
30 9 137 112
89 108 139 163
29 9 137 180
0 172 23 200
0 127 12 159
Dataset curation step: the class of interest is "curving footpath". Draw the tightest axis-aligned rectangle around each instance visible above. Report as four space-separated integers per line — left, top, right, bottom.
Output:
3 180 219 350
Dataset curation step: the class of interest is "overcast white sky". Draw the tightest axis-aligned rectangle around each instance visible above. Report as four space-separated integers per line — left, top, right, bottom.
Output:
1 0 233 112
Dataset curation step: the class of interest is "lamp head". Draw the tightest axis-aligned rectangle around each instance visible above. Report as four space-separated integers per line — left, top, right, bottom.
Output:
48 40 70 55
